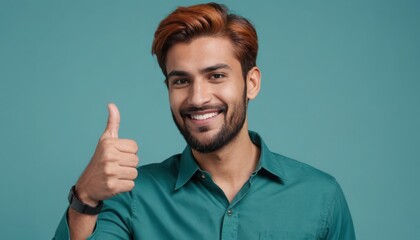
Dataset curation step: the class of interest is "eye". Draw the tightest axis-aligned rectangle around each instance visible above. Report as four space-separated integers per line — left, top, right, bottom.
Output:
210 73 225 79
172 79 190 86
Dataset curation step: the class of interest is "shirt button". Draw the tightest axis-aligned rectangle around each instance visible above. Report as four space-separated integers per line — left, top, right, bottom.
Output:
200 174 206 180
227 209 233 216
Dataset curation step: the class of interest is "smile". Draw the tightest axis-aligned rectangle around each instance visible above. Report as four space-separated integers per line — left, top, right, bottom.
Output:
190 112 219 120
181 105 227 122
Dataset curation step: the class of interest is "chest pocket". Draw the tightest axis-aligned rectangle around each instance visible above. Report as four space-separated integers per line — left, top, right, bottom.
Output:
259 231 316 240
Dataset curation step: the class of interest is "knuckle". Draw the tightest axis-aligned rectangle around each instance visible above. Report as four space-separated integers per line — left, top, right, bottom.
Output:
105 180 116 193
102 151 114 162
103 163 115 176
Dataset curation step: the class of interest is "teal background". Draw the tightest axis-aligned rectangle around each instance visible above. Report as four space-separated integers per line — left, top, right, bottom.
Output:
0 0 419 239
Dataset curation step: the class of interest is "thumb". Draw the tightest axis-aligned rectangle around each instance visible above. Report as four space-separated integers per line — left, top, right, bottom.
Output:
103 103 120 138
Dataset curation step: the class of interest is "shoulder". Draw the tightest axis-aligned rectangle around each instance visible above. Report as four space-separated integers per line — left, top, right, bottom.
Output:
272 152 339 191
252 131 338 189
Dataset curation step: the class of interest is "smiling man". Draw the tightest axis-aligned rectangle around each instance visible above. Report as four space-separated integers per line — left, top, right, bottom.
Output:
54 3 355 239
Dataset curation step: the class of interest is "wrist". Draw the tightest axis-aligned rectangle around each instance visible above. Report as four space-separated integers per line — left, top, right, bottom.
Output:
68 185 103 215
74 185 99 207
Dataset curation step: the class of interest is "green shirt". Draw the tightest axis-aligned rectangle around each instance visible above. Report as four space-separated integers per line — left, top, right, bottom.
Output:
54 131 355 239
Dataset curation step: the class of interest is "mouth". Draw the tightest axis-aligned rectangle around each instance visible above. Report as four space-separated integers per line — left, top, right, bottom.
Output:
189 111 221 120
181 106 226 122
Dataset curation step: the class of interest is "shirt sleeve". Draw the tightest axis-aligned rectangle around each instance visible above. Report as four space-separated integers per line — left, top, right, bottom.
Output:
52 210 71 240
53 191 133 240
323 180 356 240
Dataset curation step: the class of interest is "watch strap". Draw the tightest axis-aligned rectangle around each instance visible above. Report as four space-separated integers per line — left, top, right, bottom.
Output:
68 185 103 215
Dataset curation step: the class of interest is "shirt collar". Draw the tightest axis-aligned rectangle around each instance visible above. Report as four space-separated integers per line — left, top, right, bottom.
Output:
249 131 286 181
174 131 286 190
175 146 199 190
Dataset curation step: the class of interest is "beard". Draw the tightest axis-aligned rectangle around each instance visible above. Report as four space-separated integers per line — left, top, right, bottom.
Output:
171 87 247 154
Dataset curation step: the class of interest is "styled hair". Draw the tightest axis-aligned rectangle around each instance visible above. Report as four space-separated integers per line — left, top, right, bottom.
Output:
151 2 258 79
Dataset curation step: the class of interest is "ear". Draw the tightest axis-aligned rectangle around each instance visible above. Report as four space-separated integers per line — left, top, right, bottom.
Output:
246 66 261 100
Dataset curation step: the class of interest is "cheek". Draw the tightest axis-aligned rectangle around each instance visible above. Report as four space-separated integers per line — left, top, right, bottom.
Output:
169 91 183 114
217 82 244 102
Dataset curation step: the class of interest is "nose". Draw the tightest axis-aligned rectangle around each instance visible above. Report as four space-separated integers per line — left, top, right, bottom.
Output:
188 80 211 107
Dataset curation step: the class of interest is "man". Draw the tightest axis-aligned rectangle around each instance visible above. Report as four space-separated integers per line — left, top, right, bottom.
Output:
54 3 355 239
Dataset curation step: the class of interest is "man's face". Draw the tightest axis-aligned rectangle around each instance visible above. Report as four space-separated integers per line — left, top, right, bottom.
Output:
165 37 248 153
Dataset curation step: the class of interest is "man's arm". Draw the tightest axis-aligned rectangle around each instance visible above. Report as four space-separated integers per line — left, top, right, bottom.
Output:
324 181 356 239
68 208 98 239
55 104 138 239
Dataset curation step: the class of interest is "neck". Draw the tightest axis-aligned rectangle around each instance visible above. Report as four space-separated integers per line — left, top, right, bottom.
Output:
192 126 260 201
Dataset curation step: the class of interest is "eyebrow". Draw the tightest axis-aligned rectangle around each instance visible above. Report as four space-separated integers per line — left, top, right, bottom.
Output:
166 63 231 80
200 63 231 74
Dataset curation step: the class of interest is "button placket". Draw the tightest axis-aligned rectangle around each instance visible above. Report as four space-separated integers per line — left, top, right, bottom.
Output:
221 206 238 239
227 209 233 216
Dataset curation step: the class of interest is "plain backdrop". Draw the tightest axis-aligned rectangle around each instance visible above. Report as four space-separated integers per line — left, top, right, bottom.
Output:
0 0 419 239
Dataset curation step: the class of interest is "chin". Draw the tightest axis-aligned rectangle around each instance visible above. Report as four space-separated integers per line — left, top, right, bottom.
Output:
191 128 220 142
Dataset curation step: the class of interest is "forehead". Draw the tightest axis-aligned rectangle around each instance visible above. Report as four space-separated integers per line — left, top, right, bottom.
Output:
165 36 239 74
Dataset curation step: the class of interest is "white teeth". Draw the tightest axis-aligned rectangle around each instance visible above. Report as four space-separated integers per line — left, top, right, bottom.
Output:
190 112 218 120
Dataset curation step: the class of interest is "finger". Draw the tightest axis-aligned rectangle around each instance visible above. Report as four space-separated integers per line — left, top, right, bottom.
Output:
115 139 138 153
116 180 135 193
117 166 138 180
118 152 139 167
104 103 120 139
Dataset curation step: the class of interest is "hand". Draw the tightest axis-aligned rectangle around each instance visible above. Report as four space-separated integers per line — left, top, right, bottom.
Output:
75 103 139 206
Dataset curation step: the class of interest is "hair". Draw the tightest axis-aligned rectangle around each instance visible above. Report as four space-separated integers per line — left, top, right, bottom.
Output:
151 2 258 80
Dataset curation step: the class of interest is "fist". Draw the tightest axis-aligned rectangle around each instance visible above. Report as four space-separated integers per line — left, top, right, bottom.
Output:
75 103 139 206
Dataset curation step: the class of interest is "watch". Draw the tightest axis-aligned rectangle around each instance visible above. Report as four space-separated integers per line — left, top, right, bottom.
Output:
68 185 103 215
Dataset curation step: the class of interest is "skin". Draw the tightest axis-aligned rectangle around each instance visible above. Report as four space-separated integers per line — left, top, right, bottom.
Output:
68 36 261 239
166 36 262 202
69 104 139 239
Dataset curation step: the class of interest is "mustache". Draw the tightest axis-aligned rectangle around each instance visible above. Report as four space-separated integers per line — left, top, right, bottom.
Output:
180 105 227 117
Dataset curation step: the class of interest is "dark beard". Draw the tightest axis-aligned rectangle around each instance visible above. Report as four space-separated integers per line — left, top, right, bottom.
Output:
172 87 247 154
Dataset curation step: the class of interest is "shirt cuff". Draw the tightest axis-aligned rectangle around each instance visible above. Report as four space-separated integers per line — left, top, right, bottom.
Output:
53 208 98 240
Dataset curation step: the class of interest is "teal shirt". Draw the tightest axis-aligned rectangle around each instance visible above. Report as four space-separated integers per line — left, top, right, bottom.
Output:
54 132 355 239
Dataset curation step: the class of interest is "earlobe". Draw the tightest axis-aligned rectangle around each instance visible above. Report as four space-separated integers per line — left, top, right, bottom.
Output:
246 67 261 100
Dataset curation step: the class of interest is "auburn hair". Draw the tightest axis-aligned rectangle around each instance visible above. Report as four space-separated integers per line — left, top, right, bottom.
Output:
151 2 258 79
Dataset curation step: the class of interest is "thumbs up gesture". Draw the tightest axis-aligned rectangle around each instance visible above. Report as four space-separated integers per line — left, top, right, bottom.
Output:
75 103 139 207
